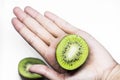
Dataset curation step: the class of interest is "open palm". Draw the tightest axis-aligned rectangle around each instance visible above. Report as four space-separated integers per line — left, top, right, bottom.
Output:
12 6 117 80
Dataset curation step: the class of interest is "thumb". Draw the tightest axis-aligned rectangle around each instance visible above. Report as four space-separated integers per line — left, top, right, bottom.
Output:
29 64 64 80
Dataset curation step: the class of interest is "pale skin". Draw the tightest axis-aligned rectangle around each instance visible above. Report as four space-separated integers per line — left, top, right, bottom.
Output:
12 6 118 80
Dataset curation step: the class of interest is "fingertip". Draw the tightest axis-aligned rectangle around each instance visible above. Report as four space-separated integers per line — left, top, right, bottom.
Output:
11 18 24 31
29 65 36 72
24 6 39 18
44 11 51 16
24 6 31 12
29 65 35 72
11 17 17 23
11 17 18 30
44 11 57 20
11 17 18 27
13 7 20 14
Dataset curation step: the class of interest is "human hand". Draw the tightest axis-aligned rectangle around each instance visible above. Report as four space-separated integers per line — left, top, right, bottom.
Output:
12 6 118 80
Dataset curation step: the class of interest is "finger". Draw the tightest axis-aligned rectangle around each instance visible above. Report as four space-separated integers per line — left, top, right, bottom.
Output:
13 7 55 45
44 11 79 34
12 18 48 56
29 65 64 80
24 6 66 37
44 11 93 47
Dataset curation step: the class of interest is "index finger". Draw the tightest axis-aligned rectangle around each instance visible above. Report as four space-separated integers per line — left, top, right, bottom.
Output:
44 11 79 34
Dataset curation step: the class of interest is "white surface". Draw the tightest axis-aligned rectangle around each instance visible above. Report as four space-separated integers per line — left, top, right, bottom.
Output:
1 0 120 80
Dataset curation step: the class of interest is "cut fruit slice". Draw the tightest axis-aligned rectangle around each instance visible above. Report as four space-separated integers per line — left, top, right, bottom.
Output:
56 34 89 70
18 57 46 80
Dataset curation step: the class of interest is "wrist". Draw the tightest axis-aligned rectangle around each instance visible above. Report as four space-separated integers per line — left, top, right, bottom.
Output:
104 64 120 80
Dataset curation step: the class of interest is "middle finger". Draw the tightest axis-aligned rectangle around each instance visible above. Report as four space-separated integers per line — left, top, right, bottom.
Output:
24 6 66 38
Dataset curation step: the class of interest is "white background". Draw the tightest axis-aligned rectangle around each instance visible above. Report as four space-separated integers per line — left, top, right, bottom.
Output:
1 0 120 80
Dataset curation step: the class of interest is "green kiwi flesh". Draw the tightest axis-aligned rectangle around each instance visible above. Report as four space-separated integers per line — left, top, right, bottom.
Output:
56 34 89 70
18 57 46 80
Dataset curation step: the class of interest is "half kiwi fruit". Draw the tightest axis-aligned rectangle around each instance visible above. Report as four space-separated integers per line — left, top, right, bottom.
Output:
18 57 46 80
56 34 89 70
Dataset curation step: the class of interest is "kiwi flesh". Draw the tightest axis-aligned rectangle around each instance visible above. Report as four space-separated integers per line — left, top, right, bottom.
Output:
18 57 46 80
56 34 89 70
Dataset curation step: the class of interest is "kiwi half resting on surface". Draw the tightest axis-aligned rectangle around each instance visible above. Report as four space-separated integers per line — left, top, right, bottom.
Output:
56 34 89 70
18 57 46 80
